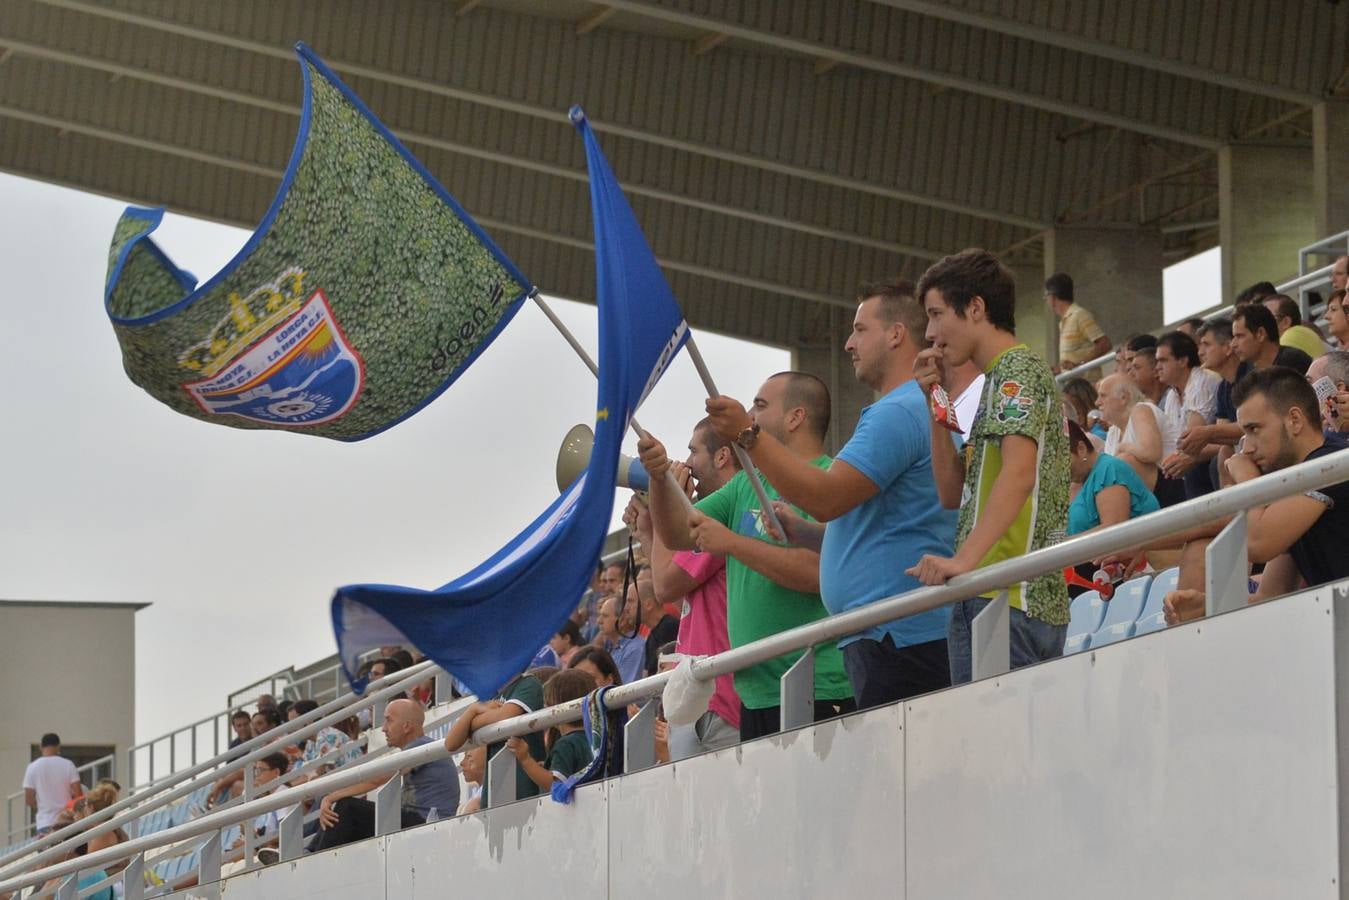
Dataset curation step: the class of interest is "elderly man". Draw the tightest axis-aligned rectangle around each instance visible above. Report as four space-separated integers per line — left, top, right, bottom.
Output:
314 699 458 850
1332 255 1348 293
702 278 956 709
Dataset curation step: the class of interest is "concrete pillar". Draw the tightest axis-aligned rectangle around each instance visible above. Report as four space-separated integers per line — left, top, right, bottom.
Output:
1008 261 1052 363
1043 225 1163 360
1218 143 1315 300
792 305 873 456
1313 101 1349 239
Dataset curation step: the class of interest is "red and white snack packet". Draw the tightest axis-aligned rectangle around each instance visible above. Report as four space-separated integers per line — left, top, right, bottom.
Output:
929 384 962 433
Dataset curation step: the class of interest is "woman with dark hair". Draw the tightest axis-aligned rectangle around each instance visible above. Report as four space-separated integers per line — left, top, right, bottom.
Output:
1065 419 1159 597
566 646 627 779
567 645 623 688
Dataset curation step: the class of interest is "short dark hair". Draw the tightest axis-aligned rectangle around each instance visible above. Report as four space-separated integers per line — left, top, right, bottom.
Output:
253 708 282 729
258 752 289 775
391 649 415 670
1232 366 1321 430
1330 289 1346 306
276 700 293 721
555 619 582 647
1196 316 1233 343
1126 333 1158 353
856 277 929 347
768 371 831 441
1267 294 1301 325
231 710 251 724
1235 281 1278 305
692 415 737 467
292 699 320 718
1157 331 1201 368
1183 317 1206 333
1234 303 1279 344
40 733 59 748
916 248 1017 334
1044 272 1074 302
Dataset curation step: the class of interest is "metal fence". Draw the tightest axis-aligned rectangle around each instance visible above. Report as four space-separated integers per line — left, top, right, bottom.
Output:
5 445 1349 898
3 754 116 847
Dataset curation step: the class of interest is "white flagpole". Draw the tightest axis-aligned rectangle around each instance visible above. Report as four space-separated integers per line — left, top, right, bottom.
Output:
530 290 784 537
680 336 785 537
530 291 695 516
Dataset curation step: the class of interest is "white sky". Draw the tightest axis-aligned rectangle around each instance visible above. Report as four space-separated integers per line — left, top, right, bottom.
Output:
0 171 789 744
1163 245 1223 323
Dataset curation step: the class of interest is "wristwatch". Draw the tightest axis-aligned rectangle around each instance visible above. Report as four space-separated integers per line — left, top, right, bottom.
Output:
735 423 761 450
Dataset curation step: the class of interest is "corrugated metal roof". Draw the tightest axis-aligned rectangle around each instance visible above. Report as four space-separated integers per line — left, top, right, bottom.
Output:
0 0 1335 352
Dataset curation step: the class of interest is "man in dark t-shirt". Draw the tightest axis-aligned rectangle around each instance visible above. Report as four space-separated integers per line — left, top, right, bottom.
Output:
1228 369 1349 588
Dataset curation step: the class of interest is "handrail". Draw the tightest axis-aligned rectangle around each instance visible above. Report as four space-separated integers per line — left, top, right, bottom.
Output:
7 446 1349 895
0 660 433 876
1055 261 1336 385
1299 229 1349 275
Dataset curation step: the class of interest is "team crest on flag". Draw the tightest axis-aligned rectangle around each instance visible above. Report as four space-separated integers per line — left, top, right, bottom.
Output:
183 284 364 426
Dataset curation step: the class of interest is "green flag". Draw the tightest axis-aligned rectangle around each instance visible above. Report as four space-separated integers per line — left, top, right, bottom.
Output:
104 43 530 441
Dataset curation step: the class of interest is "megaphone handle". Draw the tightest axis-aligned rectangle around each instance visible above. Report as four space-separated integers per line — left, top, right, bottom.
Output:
683 337 786 539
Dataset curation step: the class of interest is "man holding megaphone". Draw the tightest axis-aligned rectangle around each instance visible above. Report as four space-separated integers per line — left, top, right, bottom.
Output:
638 373 855 741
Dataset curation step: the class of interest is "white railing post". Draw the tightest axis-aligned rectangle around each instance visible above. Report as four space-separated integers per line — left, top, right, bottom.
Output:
435 668 453 705
1206 510 1249 616
374 773 403 837
971 591 1011 680
779 646 815 731
624 700 657 773
55 872 78 900
241 763 255 868
197 829 222 886
279 802 305 861
121 851 145 900
486 746 517 808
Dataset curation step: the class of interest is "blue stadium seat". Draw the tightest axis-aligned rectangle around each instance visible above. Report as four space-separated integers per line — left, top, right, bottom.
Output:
1132 569 1178 637
1063 590 1107 654
1089 575 1153 647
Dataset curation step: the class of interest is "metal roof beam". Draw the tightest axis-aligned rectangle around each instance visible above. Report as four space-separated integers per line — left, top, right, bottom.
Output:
596 0 1222 149
0 105 855 311
868 0 1319 107
23 0 1044 230
0 37 944 261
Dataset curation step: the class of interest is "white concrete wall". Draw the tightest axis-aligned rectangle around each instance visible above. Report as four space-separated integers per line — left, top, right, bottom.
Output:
0 602 138 807
201 583 1345 899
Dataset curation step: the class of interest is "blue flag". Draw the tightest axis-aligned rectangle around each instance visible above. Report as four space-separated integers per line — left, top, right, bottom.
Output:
332 107 690 697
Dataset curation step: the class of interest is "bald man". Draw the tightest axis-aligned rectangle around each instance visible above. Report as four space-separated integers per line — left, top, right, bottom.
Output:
314 699 459 850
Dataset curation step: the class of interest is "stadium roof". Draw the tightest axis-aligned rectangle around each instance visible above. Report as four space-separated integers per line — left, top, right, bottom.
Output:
1 0 1344 347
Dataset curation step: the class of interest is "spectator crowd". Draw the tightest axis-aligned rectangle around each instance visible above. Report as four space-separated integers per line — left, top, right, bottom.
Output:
19 248 1349 889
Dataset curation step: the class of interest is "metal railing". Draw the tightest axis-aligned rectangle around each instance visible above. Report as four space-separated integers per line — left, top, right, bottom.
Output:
0 660 445 879
1056 260 1336 385
3 754 117 847
5 446 1349 898
1298 229 1349 278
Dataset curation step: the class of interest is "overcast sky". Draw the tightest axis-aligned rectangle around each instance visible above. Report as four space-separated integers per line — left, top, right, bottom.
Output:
0 171 789 745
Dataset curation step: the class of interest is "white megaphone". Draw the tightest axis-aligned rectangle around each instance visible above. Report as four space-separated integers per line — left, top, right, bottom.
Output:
555 423 650 493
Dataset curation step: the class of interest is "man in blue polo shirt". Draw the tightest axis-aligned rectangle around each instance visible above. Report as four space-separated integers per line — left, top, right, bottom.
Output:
705 278 958 709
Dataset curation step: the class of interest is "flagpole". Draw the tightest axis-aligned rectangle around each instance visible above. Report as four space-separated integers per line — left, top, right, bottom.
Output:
530 291 696 516
680 336 785 537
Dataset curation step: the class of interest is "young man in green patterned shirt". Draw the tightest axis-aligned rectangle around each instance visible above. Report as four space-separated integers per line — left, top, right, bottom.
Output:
909 249 1071 683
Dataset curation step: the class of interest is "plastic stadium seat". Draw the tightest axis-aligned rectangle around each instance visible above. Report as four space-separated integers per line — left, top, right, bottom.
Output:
1132 571 1177 637
1089 575 1153 647
1063 590 1107 654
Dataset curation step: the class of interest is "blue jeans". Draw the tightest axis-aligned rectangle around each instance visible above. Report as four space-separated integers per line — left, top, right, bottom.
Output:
948 597 1068 685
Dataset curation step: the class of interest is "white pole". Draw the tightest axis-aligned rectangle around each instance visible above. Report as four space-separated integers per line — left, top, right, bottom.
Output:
530 291 695 515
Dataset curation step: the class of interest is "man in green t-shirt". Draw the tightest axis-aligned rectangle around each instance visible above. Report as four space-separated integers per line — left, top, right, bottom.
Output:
442 670 546 807
909 249 1071 684
638 371 854 740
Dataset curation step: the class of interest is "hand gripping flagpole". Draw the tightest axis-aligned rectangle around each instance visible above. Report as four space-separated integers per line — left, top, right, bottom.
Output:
530 290 784 537
529 291 695 516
